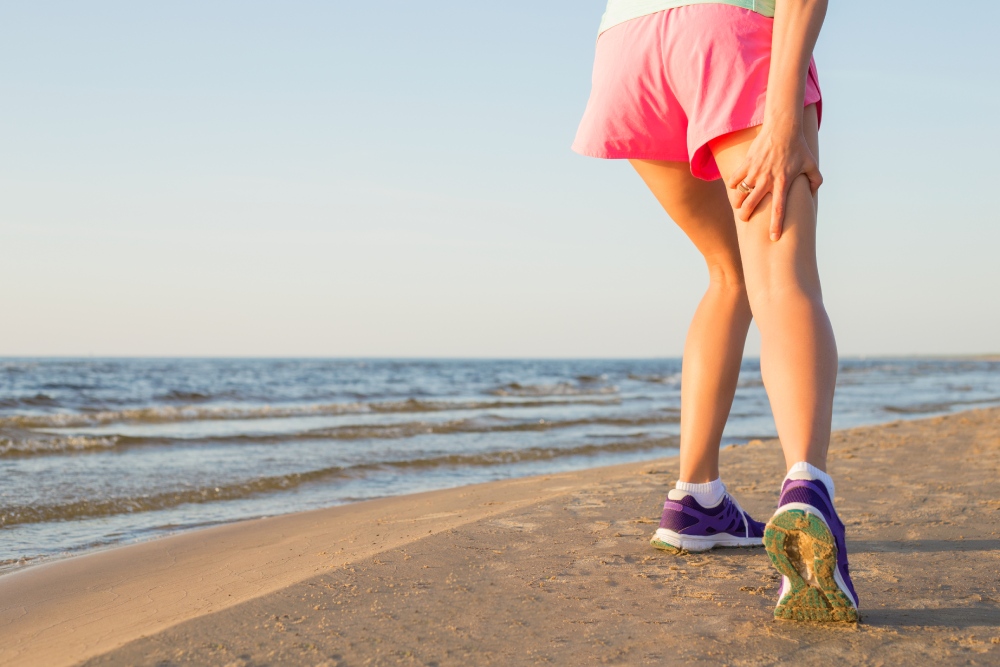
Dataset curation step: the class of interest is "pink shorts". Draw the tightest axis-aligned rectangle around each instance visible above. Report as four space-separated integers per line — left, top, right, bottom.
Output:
572 4 822 181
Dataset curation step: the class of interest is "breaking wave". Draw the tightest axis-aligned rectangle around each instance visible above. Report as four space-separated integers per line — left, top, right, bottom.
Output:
0 412 678 458
0 436 678 528
489 382 618 397
0 428 119 457
0 395 621 430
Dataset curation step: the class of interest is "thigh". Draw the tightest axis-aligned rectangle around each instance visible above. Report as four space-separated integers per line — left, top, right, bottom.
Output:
707 105 822 295
629 159 745 284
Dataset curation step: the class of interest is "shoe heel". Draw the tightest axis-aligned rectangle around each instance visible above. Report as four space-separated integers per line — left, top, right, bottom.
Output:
764 510 858 623
649 535 683 554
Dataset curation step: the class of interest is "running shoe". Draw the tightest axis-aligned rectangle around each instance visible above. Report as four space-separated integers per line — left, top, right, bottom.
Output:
764 477 859 622
650 489 765 553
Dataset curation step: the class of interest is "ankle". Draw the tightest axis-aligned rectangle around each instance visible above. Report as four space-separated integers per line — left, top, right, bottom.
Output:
784 461 835 498
672 477 726 507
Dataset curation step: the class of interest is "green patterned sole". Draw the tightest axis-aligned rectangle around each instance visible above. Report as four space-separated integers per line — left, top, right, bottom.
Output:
649 536 683 554
764 510 858 623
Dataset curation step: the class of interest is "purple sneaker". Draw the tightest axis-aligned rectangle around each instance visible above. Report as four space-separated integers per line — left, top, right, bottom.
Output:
764 477 859 622
650 489 765 553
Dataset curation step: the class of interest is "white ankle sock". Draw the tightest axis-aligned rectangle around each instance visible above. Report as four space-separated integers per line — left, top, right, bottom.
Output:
785 461 835 498
670 478 726 507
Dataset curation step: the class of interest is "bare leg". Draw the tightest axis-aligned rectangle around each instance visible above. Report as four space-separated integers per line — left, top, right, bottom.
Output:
630 160 753 483
709 104 837 471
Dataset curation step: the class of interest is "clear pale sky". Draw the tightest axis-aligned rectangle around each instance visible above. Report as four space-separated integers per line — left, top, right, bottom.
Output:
1 1 997 357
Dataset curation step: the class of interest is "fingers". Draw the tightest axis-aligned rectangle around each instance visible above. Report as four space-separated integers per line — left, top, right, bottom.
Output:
769 179 786 241
727 162 751 208
738 178 769 223
732 178 751 210
734 175 784 241
726 161 750 192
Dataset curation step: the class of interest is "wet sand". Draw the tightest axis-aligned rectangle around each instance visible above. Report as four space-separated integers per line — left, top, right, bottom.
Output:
3 407 1000 666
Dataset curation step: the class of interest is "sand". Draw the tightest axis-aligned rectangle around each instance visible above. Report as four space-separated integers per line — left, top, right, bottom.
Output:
2 407 1000 666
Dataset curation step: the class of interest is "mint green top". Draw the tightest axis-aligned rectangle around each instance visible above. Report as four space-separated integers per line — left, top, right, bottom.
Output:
598 0 775 35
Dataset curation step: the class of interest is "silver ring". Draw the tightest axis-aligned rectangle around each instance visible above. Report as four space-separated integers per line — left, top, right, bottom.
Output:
737 180 753 194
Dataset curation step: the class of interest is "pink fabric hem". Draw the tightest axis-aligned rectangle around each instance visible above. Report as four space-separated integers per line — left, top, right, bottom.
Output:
570 145 689 162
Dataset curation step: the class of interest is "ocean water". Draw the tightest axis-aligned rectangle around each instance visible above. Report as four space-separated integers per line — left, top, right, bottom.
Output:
2 357 998 571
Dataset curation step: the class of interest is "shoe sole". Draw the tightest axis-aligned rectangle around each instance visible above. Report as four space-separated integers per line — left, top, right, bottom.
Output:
764 509 858 622
650 528 763 553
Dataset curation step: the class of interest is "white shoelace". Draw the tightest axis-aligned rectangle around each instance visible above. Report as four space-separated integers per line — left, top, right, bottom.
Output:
725 492 752 538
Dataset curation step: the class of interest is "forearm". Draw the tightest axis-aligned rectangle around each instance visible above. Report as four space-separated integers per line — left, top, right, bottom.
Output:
764 0 828 133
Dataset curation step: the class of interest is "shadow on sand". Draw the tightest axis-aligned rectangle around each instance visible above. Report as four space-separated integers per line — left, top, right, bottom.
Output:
850 539 1000 554
864 606 1000 628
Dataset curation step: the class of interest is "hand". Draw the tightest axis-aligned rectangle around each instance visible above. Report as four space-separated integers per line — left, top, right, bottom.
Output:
725 122 822 241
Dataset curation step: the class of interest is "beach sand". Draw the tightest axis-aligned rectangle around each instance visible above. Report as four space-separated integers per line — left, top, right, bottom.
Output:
3 407 1000 666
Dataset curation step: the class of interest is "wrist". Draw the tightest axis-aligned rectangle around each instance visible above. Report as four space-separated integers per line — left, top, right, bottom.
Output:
762 107 803 135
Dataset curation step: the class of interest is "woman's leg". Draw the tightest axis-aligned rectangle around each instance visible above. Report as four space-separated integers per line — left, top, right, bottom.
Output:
708 104 837 471
630 160 753 483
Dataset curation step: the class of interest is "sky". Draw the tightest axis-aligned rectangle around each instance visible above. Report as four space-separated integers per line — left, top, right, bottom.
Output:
1 1 997 357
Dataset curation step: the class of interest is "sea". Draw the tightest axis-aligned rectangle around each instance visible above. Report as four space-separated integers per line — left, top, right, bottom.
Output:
2 357 998 572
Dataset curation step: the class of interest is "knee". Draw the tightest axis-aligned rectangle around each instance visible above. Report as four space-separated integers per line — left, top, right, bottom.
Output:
745 280 822 318
705 256 747 296
706 266 750 316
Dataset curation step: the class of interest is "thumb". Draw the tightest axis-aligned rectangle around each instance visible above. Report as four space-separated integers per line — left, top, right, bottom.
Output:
805 164 823 194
